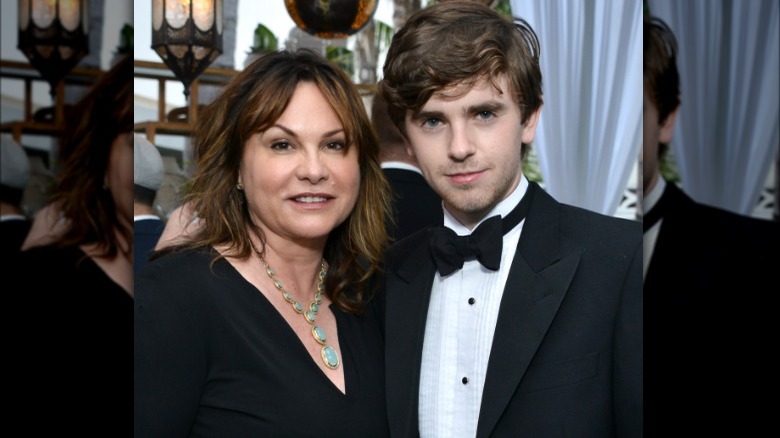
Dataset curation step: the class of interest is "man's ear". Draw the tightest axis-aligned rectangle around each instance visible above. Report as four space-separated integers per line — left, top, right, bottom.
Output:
659 104 680 144
521 105 542 144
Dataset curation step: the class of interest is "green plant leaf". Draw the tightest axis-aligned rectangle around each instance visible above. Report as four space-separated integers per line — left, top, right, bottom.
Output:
250 23 278 53
326 46 354 76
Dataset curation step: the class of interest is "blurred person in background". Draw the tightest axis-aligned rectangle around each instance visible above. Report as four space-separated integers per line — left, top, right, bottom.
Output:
12 54 133 435
372 92 442 241
133 133 165 274
0 134 32 257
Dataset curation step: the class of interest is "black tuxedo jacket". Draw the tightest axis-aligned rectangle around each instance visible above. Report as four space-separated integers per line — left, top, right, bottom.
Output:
381 182 643 437
644 182 780 434
383 168 442 241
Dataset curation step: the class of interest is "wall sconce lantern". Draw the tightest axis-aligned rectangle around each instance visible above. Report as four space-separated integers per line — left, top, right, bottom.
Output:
151 0 223 99
285 0 378 39
18 0 90 98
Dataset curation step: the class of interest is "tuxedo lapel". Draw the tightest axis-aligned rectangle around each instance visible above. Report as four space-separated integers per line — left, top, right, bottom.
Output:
384 231 438 437
477 183 582 438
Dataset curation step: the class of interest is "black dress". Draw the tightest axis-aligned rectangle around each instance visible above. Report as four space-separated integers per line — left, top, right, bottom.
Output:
134 247 389 438
13 244 133 436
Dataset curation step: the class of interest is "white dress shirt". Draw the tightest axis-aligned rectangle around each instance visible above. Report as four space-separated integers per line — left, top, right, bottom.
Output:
419 175 529 438
380 160 424 175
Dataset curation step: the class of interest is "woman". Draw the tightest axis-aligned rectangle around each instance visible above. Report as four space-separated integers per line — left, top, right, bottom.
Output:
134 49 393 436
13 55 133 433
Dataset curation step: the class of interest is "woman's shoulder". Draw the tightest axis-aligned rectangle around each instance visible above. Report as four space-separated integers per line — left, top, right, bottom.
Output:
140 245 217 280
135 246 230 307
18 243 83 268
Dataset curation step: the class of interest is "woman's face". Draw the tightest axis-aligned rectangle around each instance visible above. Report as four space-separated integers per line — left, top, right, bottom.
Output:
239 81 360 247
107 131 134 231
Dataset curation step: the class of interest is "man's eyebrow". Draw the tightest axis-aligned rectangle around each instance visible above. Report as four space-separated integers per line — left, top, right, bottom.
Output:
410 99 508 122
468 101 506 113
410 110 445 122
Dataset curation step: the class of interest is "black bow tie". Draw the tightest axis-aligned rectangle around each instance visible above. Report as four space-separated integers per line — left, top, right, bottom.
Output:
429 182 535 276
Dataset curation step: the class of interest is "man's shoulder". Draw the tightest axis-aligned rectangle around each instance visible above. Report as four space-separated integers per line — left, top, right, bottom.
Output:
558 201 641 235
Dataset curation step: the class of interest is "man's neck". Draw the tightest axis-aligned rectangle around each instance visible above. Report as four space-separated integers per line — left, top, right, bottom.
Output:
133 202 156 216
0 202 23 216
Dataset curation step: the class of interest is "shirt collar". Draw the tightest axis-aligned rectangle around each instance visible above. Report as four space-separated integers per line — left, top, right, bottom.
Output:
444 174 529 236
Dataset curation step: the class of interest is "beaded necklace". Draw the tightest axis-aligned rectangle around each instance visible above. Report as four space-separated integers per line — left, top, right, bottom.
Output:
261 257 340 370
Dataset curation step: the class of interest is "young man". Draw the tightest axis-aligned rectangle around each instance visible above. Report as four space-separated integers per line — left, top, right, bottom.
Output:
0 134 32 258
378 2 642 436
643 16 779 434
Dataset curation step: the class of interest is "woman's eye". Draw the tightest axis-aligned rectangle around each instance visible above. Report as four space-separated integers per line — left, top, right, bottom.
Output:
325 141 346 150
270 141 292 150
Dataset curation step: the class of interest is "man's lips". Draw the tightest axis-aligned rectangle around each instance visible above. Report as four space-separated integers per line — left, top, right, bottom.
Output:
447 170 484 185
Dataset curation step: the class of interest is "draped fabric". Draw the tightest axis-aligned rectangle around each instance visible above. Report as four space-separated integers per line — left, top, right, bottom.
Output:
647 0 780 215
511 0 643 215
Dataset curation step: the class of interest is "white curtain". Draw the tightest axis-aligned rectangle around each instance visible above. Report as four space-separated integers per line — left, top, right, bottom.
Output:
647 0 780 215
511 0 643 215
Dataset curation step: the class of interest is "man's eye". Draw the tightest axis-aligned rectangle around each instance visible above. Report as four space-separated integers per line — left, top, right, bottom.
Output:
423 118 441 127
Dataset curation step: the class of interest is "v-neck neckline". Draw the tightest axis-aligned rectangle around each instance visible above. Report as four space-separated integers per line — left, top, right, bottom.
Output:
222 254 351 397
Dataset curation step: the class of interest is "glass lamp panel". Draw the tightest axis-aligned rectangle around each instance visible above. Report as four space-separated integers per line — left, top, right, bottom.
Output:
216 0 222 34
152 0 163 31
168 44 187 59
31 0 56 28
58 0 81 31
192 0 213 31
154 46 168 59
19 0 30 31
35 44 54 59
192 45 208 60
165 0 189 29
82 0 88 32
58 45 74 60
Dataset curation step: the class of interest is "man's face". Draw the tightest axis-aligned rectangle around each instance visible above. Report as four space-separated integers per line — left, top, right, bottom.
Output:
403 76 540 229
642 85 678 194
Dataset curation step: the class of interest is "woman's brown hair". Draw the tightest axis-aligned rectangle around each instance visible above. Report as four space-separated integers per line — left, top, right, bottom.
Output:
168 49 392 314
47 55 133 259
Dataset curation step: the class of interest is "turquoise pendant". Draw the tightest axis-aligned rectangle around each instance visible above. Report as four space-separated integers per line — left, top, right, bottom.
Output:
312 326 327 344
322 346 339 369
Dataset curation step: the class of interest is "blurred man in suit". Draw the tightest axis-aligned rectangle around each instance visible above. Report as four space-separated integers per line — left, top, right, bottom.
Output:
372 93 442 241
133 133 165 274
0 134 32 258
